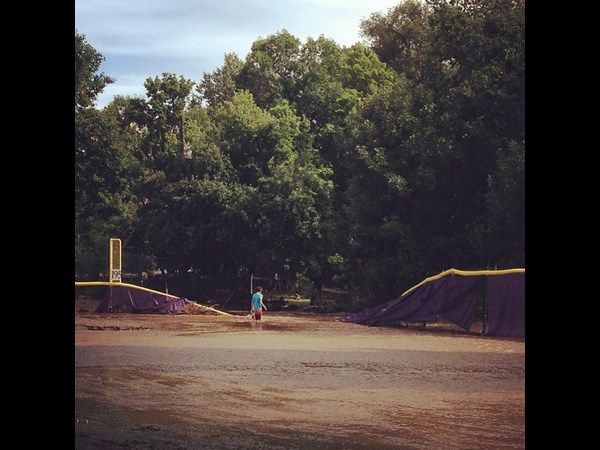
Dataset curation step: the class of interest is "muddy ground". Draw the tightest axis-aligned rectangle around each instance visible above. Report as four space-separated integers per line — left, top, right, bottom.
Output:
74 298 525 449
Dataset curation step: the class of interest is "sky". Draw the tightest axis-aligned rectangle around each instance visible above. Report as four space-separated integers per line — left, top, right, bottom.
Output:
75 0 402 109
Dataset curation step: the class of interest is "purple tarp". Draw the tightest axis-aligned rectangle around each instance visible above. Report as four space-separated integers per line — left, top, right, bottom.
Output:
96 285 190 314
485 272 525 337
343 270 524 338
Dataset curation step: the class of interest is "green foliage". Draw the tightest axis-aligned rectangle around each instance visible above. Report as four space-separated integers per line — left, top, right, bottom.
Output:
75 106 141 279
238 30 303 108
75 30 114 111
197 52 244 107
483 139 525 266
360 0 432 83
184 105 235 178
339 44 399 95
132 175 255 272
212 90 276 184
144 73 196 160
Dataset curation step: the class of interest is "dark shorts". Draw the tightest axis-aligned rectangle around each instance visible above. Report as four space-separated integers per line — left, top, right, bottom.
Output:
254 310 262 320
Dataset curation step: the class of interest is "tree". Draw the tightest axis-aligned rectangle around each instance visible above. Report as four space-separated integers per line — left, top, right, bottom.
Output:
424 0 525 268
144 73 196 160
340 75 437 301
211 90 276 184
196 52 244 107
75 33 133 278
360 0 431 83
75 30 114 111
347 0 525 302
295 39 400 217
75 104 142 279
237 30 303 108
254 100 334 294
482 139 525 267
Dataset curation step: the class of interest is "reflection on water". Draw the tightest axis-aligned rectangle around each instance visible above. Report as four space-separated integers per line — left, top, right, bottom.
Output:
237 318 300 332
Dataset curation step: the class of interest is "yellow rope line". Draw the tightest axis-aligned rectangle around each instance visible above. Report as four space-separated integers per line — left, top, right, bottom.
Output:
74 281 232 316
400 268 525 297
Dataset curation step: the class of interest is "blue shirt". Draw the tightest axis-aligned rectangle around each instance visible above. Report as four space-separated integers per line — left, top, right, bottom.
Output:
251 292 263 310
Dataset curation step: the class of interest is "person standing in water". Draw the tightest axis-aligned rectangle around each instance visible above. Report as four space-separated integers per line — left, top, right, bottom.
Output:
251 286 267 321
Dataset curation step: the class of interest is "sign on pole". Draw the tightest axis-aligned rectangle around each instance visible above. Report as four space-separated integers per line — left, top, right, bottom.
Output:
109 238 122 283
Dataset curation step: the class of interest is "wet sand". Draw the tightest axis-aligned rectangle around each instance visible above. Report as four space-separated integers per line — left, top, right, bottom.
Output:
75 302 525 449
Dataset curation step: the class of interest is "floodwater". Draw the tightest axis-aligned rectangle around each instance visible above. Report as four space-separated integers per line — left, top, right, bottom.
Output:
75 308 525 449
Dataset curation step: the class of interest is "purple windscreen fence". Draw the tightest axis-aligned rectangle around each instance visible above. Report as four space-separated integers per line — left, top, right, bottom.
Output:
343 269 524 338
485 272 525 338
96 285 190 314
